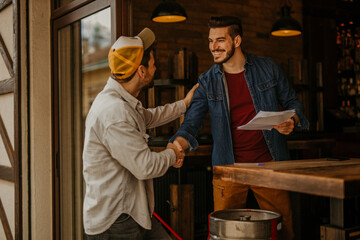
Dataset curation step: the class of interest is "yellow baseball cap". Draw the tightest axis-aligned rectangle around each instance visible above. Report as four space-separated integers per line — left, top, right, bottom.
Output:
108 28 156 79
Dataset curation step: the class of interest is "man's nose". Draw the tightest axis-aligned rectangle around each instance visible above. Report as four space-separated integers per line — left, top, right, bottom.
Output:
213 42 218 49
210 42 218 51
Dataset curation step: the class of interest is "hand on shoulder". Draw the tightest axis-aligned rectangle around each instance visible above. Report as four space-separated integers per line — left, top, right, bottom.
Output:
183 83 199 108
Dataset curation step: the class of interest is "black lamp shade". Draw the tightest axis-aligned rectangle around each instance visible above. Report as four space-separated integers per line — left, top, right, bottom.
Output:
271 5 302 37
151 1 187 23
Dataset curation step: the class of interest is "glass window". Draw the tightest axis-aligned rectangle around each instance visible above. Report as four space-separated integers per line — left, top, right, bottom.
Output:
56 7 111 239
81 8 111 117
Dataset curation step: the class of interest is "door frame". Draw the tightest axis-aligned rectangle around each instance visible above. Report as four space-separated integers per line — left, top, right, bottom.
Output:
51 0 130 239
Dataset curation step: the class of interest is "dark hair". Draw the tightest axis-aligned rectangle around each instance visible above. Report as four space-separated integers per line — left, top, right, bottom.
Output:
208 16 243 39
141 44 155 68
112 44 155 82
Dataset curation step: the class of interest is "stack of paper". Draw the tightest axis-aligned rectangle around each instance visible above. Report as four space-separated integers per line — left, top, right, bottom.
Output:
237 110 295 130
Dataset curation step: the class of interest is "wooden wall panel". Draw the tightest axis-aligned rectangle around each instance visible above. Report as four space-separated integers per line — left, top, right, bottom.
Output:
0 34 14 78
0 0 11 11
0 0 19 239
0 197 13 240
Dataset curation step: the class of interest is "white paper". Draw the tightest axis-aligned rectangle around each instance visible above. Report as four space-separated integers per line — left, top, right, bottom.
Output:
236 110 295 130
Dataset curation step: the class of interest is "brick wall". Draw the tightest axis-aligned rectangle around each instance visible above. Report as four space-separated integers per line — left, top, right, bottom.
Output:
132 0 303 79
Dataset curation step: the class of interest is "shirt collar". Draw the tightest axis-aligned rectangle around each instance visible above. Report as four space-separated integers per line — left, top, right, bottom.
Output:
106 77 140 110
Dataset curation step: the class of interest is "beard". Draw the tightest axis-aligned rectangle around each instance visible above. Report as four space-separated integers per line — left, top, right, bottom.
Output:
142 74 154 90
146 79 154 88
213 44 235 64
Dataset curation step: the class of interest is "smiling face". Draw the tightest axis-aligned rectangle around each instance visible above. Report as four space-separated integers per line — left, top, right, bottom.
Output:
208 27 237 64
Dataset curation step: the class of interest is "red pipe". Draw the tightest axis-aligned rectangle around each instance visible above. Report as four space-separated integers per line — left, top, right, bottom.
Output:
153 211 183 240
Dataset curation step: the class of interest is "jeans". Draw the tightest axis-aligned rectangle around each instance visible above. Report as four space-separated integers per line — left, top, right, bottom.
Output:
86 214 172 240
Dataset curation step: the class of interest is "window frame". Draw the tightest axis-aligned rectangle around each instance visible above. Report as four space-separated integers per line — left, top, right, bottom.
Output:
51 1 130 239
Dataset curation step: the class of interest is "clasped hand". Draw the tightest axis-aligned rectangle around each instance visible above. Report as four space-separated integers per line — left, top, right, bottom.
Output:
166 142 185 168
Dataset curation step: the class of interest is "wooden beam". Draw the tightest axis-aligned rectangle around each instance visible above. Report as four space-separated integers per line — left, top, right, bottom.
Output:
14 0 23 238
170 184 194 240
0 198 14 240
51 0 93 20
0 33 14 77
0 78 14 95
110 0 131 41
0 0 11 12
320 225 360 240
0 114 14 167
0 165 13 182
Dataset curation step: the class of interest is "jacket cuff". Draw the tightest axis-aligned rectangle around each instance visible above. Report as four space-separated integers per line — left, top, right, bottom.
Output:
169 130 199 152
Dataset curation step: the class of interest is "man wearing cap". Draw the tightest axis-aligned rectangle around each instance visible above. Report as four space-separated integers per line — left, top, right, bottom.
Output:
82 27 198 239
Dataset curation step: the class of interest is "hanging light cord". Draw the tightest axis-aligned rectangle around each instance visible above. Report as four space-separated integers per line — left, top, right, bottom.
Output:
153 211 183 240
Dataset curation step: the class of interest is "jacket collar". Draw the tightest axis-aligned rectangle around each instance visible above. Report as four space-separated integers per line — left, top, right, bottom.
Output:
243 52 253 66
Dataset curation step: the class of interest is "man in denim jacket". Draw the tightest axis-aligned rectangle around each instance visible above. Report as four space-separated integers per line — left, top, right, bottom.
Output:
170 16 309 239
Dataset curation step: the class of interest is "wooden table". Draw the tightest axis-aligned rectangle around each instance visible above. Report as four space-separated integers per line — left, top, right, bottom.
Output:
213 158 360 229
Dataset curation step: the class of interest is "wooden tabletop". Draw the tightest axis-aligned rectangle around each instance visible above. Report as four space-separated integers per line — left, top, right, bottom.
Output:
213 158 360 199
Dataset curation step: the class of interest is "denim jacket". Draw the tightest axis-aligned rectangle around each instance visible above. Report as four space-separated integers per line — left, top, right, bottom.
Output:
170 52 309 166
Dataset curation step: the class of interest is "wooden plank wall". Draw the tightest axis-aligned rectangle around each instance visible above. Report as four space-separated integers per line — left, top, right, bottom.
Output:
0 0 20 239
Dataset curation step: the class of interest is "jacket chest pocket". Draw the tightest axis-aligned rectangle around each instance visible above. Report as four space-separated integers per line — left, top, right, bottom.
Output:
257 80 277 92
256 80 278 110
207 93 224 117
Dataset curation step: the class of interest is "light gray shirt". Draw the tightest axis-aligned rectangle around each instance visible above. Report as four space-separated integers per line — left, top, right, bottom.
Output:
83 78 186 235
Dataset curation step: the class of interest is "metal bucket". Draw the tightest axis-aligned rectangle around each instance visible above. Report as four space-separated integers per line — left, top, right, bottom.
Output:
209 209 282 240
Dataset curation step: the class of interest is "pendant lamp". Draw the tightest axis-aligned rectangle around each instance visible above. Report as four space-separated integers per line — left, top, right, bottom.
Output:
151 0 187 23
271 2 302 37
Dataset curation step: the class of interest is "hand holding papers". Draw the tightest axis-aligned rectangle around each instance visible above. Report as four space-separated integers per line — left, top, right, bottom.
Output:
237 110 295 130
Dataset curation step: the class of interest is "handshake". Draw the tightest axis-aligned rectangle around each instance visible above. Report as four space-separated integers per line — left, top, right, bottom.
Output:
166 137 188 168
165 84 198 168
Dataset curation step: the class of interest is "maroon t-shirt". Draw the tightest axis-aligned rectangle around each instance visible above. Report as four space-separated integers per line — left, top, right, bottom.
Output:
225 71 273 163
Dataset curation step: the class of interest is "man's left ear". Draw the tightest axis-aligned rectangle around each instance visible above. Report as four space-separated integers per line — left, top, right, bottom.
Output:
234 35 242 47
138 65 146 77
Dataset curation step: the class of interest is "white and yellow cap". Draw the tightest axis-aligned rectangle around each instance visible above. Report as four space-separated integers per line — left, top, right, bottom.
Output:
108 27 156 79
